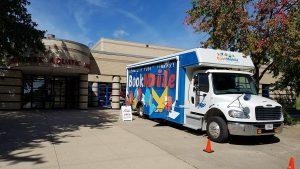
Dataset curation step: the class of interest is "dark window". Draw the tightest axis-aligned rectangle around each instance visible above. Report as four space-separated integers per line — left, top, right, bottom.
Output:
98 83 112 107
194 73 209 93
212 73 257 95
22 75 79 109
120 83 126 104
262 84 270 98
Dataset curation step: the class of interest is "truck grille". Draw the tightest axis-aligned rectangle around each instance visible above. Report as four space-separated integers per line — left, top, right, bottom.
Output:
255 106 282 120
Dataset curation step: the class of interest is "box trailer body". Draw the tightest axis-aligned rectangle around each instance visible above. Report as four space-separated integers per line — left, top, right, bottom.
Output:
126 48 283 142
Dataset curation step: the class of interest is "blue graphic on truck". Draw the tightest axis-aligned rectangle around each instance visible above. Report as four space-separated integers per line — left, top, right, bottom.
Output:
127 60 177 120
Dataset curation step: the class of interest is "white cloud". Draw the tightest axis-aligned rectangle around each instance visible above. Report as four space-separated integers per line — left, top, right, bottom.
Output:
113 29 129 38
73 9 90 34
34 15 91 45
116 9 158 38
28 1 93 45
84 0 109 8
81 1 160 39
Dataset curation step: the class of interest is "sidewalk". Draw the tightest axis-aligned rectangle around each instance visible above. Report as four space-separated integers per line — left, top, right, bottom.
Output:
0 109 299 169
0 109 194 169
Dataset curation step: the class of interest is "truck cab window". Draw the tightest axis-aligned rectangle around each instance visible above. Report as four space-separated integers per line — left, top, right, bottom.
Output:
193 73 209 93
212 73 257 95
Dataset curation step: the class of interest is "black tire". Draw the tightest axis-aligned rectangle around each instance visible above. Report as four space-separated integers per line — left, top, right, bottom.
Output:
206 116 229 143
260 135 275 142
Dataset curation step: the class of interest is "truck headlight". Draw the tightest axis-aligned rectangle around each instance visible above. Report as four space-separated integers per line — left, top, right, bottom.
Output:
228 109 250 119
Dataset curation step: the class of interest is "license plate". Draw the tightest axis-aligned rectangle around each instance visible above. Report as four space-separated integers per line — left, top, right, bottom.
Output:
265 124 273 130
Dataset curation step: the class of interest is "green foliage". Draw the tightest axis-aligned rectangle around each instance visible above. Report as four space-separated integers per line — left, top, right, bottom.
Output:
283 111 296 125
297 96 300 110
185 0 299 85
273 7 300 95
0 0 45 67
186 0 249 50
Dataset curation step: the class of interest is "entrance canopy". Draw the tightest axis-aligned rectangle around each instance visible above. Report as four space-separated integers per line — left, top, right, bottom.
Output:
10 38 91 75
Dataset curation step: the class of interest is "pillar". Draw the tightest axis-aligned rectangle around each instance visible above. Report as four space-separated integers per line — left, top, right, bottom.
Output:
79 74 88 109
0 69 22 110
91 82 98 107
111 76 120 109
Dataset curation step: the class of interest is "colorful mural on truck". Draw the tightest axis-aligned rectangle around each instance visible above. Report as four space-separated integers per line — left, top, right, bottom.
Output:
127 60 177 119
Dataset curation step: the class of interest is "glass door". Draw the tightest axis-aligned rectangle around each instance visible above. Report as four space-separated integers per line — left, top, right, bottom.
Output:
65 77 79 108
22 75 80 109
22 76 33 109
98 83 112 108
53 77 65 108
31 76 45 108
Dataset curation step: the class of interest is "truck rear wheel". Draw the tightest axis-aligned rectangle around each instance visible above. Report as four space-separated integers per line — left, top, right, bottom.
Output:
206 117 228 143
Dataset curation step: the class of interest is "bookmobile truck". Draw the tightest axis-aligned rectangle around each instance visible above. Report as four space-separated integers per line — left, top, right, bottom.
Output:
126 48 283 142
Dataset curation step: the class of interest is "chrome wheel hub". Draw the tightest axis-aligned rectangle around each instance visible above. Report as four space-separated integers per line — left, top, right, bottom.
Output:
209 122 220 138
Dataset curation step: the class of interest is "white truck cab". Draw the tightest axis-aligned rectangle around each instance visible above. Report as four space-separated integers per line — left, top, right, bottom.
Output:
187 69 283 142
127 48 283 143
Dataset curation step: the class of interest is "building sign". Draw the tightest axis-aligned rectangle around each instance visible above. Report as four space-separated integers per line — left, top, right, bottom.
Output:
9 56 90 70
50 57 91 70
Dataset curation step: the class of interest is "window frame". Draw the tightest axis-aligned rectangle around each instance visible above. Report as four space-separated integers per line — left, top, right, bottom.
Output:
193 73 209 93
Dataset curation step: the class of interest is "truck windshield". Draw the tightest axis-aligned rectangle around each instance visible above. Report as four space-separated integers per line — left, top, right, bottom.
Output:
212 73 257 95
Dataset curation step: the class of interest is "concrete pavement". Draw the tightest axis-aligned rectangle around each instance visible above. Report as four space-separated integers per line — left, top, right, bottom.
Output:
0 109 299 169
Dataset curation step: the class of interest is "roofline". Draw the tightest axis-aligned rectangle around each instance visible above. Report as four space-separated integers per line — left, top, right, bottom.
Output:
91 38 184 51
91 50 157 59
127 48 198 68
43 38 89 49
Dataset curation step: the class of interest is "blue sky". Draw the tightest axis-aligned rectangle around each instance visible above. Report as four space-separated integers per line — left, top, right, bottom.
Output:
28 0 208 49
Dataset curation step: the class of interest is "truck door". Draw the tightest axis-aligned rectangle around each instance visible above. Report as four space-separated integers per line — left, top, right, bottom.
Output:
189 73 210 114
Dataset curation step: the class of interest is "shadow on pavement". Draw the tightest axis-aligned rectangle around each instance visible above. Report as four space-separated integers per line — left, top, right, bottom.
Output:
152 118 205 136
229 135 280 145
0 109 118 165
149 116 280 145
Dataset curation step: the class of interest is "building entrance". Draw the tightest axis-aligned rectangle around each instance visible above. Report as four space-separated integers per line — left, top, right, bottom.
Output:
22 75 79 109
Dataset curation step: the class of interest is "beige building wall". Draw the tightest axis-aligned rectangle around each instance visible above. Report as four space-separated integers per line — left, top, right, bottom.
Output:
92 38 183 58
259 65 279 85
0 69 22 110
258 65 294 103
79 74 88 109
89 38 183 83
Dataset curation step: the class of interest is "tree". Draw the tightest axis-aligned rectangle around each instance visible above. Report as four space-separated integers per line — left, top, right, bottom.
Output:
273 6 300 96
185 0 299 85
0 0 45 67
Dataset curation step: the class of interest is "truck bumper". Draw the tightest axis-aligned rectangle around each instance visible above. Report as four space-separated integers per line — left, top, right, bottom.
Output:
227 122 283 136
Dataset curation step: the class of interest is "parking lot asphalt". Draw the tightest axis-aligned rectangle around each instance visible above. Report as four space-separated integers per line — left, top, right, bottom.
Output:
0 109 299 169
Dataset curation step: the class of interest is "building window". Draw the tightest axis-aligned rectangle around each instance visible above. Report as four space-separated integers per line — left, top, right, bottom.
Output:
120 83 126 106
262 84 270 98
99 83 112 107
22 75 79 109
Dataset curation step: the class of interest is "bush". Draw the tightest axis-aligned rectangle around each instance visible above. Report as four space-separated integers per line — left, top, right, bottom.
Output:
283 110 296 125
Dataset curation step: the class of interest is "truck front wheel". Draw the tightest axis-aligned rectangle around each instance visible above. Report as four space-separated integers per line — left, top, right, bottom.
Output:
206 117 229 143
